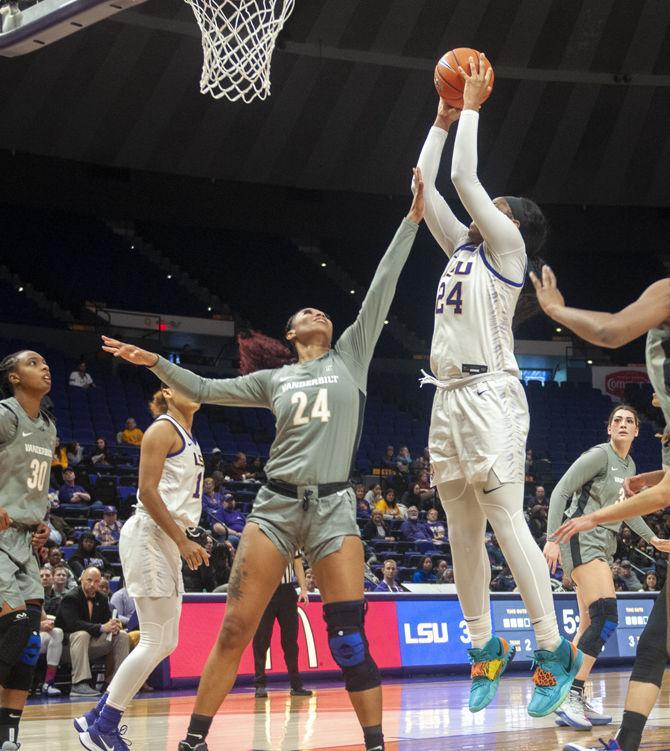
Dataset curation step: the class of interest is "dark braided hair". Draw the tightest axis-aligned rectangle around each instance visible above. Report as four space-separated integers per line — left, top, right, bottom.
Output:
0 351 28 399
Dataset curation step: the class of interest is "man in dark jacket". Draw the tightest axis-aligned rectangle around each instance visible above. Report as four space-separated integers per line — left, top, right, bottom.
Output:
55 566 129 696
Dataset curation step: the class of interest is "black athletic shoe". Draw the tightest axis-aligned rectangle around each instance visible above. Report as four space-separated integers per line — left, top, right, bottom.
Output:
254 687 268 698
178 741 208 751
290 687 313 696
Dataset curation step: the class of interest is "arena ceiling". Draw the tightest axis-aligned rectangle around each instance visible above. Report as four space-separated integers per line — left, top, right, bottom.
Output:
2 0 670 206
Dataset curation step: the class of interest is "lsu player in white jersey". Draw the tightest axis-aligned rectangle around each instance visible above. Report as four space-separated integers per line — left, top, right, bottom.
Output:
76 385 209 751
416 53 583 717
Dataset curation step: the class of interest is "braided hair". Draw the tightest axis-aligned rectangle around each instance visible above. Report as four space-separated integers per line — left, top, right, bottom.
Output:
0 351 28 399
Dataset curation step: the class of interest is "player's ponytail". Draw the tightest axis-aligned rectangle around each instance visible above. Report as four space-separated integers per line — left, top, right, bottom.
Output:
503 196 548 258
238 329 295 375
149 385 169 417
0 351 26 398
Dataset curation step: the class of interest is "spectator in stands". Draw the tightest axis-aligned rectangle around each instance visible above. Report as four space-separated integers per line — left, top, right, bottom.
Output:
58 467 91 505
206 447 225 476
381 445 396 471
66 441 84 467
39 607 64 696
610 562 627 591
437 561 455 583
110 585 136 628
354 483 371 518
619 559 643 591
47 512 74 546
395 446 412 476
210 541 236 591
226 451 251 481
304 567 318 593
56 566 129 696
412 556 437 583
411 447 430 475
374 559 403 592
375 487 407 520
643 571 659 592
365 482 383 507
98 577 111 599
425 507 447 545
416 470 437 507
93 506 123 546
400 506 432 542
491 565 516 592
182 531 217 592
53 563 75 594
68 532 113 580
524 484 546 508
207 492 246 546
486 534 505 568
525 448 536 482
201 476 223 516
616 526 635 562
87 437 116 467
527 504 548 540
362 509 395 542
250 457 266 483
41 566 63 615
69 361 95 389
118 417 144 446
45 546 77 588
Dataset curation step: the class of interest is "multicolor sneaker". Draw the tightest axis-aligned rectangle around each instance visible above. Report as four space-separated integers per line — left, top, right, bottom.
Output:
554 690 592 730
467 636 516 712
528 638 584 717
562 739 621 751
79 723 132 751
556 695 612 728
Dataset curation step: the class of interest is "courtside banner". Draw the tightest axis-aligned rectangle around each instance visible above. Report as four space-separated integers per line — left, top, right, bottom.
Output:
591 365 649 400
166 593 657 687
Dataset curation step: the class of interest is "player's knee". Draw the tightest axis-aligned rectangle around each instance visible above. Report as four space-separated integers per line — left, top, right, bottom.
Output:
217 613 251 652
323 600 380 693
0 610 32 685
51 627 64 644
579 598 618 658
631 623 667 687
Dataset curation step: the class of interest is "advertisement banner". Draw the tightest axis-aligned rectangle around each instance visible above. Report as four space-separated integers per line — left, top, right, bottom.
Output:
395 599 470 667
591 366 649 401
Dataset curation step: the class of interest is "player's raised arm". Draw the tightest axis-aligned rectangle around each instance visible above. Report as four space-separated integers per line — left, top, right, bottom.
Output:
450 55 524 261
530 270 670 349
335 170 422 387
416 101 469 257
101 336 272 408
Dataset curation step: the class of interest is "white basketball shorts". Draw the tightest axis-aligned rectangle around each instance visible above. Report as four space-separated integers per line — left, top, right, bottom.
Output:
119 513 184 598
428 373 529 486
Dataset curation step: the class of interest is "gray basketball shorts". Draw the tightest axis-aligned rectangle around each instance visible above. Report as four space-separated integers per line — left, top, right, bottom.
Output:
0 528 43 609
247 485 360 565
560 524 618 579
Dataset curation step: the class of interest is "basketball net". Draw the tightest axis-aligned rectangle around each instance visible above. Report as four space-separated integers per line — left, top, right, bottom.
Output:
184 0 295 102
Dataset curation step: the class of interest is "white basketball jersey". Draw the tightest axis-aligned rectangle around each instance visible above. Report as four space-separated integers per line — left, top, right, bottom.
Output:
136 414 204 530
430 242 525 381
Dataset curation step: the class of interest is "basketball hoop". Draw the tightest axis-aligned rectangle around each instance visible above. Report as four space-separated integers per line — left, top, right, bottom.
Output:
184 0 295 102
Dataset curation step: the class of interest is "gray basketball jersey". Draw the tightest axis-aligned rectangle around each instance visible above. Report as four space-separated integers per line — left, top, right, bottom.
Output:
0 397 57 524
647 325 670 430
548 442 654 541
150 219 419 487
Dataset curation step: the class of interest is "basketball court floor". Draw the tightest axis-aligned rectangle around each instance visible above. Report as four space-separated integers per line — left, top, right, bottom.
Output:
21 671 670 750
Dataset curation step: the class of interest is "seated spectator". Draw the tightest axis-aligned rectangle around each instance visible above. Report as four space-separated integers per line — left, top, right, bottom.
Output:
374 488 407 521
250 456 266 483
527 504 548 540
207 492 246 546
69 361 95 389
426 507 447 545
400 506 432 542
68 533 113 580
304 567 318 593
201 476 224 516
395 446 412 476
416 470 437 504
374 559 403 592
118 417 144 446
619 559 643 591
436 560 454 583
380 445 396 471
86 437 117 467
354 483 371 518
616 527 635 562
47 512 74 546
98 577 111 598
55 566 129 696
486 534 505 567
362 510 395 542
524 484 546 508
53 563 76 595
92 506 123 546
643 571 659 592
411 447 430 475
365 482 383 507
182 531 217 592
41 567 64 616
210 540 236 590
412 556 437 583
110 585 136 628
525 448 536 482
491 565 516 592
66 441 84 467
226 451 251 481
205 447 225 476
45 547 77 588
58 468 91 505
611 562 627 591
39 607 64 696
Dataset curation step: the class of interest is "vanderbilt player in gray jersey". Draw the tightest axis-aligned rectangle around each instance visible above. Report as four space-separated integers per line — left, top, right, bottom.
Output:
0 351 55 751
545 405 668 732
532 270 670 751
100 171 425 751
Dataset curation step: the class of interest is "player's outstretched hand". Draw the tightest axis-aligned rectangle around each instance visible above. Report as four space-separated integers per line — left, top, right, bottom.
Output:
179 537 210 571
650 536 670 554
408 167 425 224
551 513 598 544
0 507 11 532
460 52 493 111
623 474 648 498
542 540 561 574
434 99 461 131
101 335 159 367
529 265 566 319
31 522 50 550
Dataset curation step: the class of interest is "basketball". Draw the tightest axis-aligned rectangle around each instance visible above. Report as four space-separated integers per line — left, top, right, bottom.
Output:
434 47 494 108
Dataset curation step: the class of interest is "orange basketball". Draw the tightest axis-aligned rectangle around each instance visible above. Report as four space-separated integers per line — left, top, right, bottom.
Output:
434 47 494 108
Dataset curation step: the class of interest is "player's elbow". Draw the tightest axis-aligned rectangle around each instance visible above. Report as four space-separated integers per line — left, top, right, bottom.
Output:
450 162 467 188
595 318 628 348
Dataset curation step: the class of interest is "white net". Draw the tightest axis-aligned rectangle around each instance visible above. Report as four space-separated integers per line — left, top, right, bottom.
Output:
184 0 296 102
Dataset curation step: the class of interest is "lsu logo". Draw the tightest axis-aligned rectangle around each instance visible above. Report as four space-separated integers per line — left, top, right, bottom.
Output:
403 622 449 644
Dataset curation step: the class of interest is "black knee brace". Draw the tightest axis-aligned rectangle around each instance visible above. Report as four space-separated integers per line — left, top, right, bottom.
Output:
0 610 32 686
630 589 668 688
4 604 42 692
323 600 380 693
579 598 618 658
